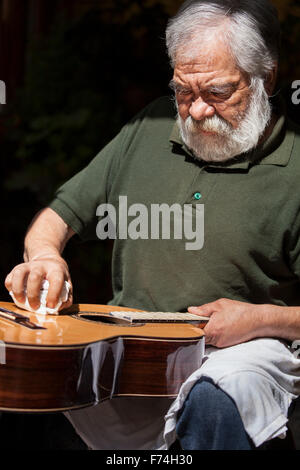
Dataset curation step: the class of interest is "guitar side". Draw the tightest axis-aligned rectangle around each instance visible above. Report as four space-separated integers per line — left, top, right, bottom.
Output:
0 302 205 412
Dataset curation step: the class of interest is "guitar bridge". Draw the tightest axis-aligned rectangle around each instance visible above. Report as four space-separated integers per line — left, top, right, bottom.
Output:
0 307 46 330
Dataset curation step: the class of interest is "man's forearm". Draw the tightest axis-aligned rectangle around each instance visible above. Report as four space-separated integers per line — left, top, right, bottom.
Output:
24 207 75 262
259 304 300 342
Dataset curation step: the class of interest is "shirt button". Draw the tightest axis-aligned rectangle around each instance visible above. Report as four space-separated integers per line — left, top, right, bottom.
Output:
193 192 202 200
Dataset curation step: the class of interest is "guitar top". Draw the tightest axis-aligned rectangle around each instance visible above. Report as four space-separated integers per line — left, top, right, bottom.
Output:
0 302 206 347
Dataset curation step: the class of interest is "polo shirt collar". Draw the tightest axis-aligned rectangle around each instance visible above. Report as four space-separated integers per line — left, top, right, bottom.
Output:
169 99 294 170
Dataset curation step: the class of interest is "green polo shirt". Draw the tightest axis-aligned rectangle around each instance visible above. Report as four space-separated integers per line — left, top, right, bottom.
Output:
49 96 300 311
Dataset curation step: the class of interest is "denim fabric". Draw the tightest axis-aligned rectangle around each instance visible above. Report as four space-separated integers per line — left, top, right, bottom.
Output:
176 376 254 450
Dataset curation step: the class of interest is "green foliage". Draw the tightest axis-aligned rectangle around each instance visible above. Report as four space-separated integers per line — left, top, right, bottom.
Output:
1 4 172 303
273 0 300 79
5 16 119 204
4 5 171 205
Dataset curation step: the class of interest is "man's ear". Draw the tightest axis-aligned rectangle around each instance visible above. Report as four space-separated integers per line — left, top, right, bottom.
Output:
265 64 278 96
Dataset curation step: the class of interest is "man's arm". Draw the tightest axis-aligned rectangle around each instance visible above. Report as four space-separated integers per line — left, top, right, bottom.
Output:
5 208 75 311
189 299 300 348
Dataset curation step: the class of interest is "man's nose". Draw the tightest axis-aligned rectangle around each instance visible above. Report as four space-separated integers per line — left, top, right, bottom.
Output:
189 97 215 121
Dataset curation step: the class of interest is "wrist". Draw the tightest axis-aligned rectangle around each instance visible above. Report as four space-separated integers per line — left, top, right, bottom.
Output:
24 250 64 263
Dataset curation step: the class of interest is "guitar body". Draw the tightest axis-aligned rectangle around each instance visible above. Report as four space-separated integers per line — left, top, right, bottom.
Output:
0 302 205 412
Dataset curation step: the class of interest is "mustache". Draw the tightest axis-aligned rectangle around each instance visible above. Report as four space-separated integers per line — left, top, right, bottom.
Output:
182 114 234 136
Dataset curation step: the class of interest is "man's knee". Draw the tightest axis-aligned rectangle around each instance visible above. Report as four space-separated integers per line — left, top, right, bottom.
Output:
177 376 239 422
176 376 253 450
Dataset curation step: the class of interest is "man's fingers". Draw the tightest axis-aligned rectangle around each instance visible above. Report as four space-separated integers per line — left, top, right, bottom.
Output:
5 259 72 313
8 265 30 303
26 269 46 310
188 303 216 317
46 271 66 309
4 272 12 291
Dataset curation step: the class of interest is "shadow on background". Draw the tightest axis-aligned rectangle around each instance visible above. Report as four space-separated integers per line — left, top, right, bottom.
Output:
0 0 299 451
0 0 180 306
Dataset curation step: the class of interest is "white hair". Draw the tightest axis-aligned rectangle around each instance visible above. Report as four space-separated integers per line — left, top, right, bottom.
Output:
166 0 280 78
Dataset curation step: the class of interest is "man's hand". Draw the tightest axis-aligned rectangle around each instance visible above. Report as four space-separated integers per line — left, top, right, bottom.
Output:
188 299 266 348
4 208 75 312
5 255 73 311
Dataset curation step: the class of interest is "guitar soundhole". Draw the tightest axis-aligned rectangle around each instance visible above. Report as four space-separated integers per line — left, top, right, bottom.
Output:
72 312 143 327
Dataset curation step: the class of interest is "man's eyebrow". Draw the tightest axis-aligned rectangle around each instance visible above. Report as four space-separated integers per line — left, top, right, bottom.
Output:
169 79 237 94
207 83 236 93
169 79 188 91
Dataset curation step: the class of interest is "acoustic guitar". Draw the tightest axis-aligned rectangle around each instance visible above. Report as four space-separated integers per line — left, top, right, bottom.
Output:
0 302 207 413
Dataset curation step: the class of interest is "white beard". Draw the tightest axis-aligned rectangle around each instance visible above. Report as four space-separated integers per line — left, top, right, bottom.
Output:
176 77 272 163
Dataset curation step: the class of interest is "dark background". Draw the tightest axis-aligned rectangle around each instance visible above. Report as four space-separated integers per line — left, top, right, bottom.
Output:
0 0 299 450
0 0 300 305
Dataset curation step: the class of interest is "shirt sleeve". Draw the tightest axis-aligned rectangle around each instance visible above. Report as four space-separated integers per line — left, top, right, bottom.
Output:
48 97 173 241
288 209 300 280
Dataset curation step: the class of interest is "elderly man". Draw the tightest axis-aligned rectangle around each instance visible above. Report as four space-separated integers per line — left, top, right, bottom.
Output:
5 0 300 450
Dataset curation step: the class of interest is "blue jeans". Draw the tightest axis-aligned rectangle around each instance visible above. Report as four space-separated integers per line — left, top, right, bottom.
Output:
176 377 254 450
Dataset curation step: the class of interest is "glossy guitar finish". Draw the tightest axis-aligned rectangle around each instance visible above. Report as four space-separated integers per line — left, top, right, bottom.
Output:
0 302 205 412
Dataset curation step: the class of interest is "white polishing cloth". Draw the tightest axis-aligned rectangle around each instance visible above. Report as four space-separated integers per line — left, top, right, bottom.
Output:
9 280 71 315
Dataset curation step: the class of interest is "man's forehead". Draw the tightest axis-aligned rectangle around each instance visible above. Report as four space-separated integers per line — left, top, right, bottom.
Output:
172 66 243 89
174 34 242 81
